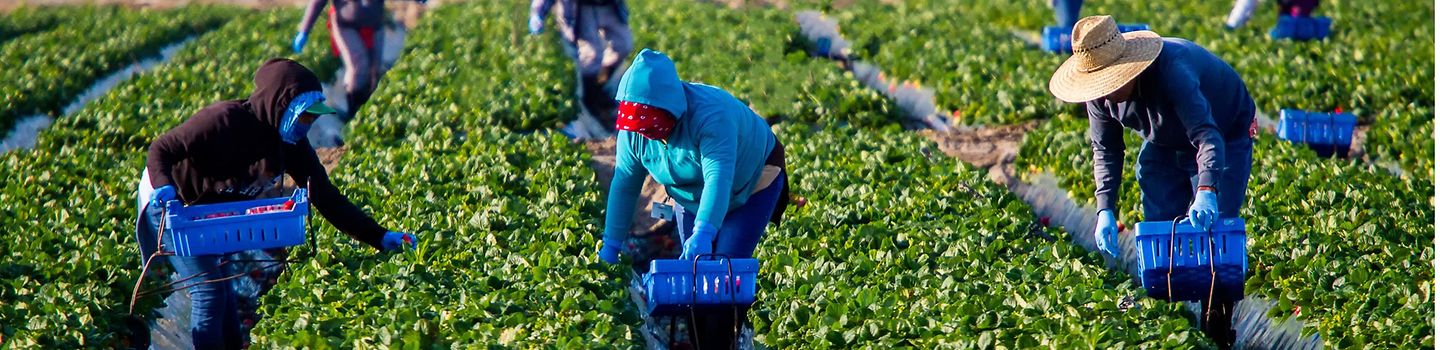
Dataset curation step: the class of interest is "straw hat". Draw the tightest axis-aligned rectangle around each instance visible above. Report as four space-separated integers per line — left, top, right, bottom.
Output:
1049 15 1164 103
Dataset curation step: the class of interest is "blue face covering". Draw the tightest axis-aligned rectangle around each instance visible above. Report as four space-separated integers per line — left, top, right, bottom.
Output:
280 91 326 144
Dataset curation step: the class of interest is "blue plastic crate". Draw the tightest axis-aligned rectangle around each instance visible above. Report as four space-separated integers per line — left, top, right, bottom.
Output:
1135 218 1247 302
162 189 309 256
1277 109 1356 157
644 257 759 315
1271 16 1332 41
1042 23 1150 54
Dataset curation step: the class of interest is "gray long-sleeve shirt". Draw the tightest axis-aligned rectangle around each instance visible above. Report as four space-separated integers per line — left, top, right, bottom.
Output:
1088 38 1255 212
299 0 385 33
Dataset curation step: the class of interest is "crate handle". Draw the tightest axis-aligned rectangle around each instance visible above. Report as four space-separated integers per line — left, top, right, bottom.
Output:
1168 215 1222 317
688 253 743 350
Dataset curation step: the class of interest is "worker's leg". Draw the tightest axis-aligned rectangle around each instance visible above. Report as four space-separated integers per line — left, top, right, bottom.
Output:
167 251 241 349
595 5 633 86
573 5 615 128
1202 300 1238 348
1226 0 1261 28
1053 0 1084 28
135 170 161 265
713 172 785 259
332 19 374 121
1135 141 1193 222
366 25 386 94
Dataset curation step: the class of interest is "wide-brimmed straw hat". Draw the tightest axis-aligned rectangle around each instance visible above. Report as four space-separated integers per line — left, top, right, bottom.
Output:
1049 15 1163 103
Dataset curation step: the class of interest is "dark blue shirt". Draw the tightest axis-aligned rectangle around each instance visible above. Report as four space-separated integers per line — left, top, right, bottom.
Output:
1087 38 1255 212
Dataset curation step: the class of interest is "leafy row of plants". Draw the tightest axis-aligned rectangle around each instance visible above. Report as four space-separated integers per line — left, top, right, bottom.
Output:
0 8 342 348
801 0 1432 178
1014 114 1434 348
0 5 238 142
753 122 1212 348
627 0 901 127
0 6 61 46
248 1 643 347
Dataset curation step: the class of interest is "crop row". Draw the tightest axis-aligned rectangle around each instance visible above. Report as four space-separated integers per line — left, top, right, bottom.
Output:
249 1 642 347
1014 115 1433 348
807 0 1432 179
0 5 237 141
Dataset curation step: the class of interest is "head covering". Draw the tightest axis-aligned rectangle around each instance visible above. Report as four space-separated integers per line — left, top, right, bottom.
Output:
615 49 688 119
247 58 332 144
247 58 328 127
1048 16 1164 103
616 101 676 140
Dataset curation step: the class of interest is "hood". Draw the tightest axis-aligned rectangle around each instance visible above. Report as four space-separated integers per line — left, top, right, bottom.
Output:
615 49 688 118
246 58 324 130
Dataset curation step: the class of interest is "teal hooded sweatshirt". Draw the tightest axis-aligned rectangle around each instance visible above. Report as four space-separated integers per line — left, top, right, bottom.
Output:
603 49 776 245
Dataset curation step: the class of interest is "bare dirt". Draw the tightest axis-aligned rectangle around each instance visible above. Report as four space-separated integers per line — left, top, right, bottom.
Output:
584 138 675 236
918 121 1036 184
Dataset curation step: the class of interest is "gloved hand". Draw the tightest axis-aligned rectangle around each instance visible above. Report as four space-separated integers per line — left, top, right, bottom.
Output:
1094 209 1119 257
681 221 718 260
1184 189 1219 230
381 231 418 251
597 241 621 264
291 31 309 54
528 14 544 35
150 185 177 208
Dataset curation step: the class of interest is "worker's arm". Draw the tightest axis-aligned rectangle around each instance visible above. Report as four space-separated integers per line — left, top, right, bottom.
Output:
1157 60 1227 194
146 113 229 200
1087 101 1126 214
693 111 740 231
285 142 388 250
602 132 649 246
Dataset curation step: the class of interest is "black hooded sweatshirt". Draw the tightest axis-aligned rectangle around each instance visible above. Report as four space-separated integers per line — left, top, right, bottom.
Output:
146 58 386 249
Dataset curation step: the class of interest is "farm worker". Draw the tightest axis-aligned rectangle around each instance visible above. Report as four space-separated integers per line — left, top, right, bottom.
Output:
292 0 421 121
529 0 633 130
598 48 787 349
1226 0 1320 28
1048 0 1084 28
133 58 417 348
1048 16 1255 348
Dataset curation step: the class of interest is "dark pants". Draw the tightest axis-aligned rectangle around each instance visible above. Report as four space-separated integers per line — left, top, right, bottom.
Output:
136 203 243 350
675 172 785 348
1135 137 1253 348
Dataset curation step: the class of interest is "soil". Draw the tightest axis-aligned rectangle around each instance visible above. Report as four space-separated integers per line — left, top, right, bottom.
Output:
584 138 675 236
918 121 1036 184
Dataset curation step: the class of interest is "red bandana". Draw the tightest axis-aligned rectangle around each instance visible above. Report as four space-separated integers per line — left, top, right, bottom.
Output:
616 101 676 140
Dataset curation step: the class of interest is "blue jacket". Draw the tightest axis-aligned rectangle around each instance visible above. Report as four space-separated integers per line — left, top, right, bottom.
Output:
604 49 776 244
1087 38 1255 212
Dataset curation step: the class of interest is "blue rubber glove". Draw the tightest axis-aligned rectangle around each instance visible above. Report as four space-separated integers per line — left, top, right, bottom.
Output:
1094 209 1119 257
291 31 309 54
597 241 621 264
1185 190 1219 230
681 221 718 261
150 185 177 209
528 14 544 35
381 231 417 251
